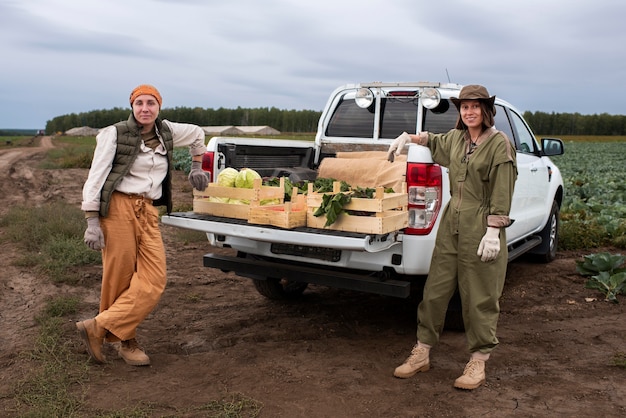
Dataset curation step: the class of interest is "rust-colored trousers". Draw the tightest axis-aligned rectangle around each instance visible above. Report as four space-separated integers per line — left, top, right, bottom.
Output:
95 192 167 342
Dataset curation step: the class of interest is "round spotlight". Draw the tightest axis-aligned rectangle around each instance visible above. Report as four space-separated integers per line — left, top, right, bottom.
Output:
421 88 441 109
355 88 374 108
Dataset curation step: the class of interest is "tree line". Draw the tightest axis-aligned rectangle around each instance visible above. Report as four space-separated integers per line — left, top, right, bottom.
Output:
44 106 322 134
43 107 626 136
522 111 626 135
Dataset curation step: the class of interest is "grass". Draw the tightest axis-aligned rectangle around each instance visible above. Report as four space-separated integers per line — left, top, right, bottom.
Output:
0 201 101 284
11 297 88 417
613 352 626 369
0 135 40 149
42 136 96 169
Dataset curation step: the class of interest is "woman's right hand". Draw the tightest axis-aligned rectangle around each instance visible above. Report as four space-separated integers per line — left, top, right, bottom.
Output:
387 132 412 161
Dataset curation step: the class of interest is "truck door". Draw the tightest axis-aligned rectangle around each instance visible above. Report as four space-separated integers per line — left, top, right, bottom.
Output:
505 109 550 238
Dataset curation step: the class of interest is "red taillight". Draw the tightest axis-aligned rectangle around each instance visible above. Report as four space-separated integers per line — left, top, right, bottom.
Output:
201 152 214 182
404 163 443 235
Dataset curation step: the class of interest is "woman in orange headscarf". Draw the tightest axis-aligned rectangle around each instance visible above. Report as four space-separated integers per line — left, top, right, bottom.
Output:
77 84 208 366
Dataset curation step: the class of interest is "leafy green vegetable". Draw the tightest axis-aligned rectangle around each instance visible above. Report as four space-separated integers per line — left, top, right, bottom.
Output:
313 193 352 226
585 271 626 303
264 176 295 201
351 186 375 198
310 178 350 193
576 252 626 303
575 252 626 276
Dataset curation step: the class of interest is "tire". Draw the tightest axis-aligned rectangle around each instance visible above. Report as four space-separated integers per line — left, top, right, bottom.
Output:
252 277 308 300
530 200 559 263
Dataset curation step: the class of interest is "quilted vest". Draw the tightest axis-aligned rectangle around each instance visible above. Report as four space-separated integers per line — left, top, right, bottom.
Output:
99 114 174 216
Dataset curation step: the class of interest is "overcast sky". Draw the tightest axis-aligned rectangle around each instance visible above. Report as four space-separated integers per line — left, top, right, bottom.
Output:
1 0 625 129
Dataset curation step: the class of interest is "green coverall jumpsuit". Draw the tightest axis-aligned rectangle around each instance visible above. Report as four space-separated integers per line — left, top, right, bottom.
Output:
416 127 517 354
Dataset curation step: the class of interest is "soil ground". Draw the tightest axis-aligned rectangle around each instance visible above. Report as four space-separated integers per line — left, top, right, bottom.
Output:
0 137 625 417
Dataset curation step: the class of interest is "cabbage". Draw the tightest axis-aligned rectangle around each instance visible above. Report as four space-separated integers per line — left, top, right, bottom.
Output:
235 168 261 188
228 198 249 205
261 198 281 206
208 197 229 203
216 167 239 187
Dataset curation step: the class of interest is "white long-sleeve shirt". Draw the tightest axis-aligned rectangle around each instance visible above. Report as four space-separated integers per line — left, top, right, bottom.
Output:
81 120 206 212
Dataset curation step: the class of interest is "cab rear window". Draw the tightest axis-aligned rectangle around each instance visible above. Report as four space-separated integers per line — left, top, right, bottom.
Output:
325 95 459 139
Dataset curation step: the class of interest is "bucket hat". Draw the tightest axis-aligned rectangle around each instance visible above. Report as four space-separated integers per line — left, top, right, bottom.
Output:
450 85 495 114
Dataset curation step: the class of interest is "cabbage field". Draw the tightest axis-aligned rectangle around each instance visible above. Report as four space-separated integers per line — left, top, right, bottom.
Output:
556 138 626 249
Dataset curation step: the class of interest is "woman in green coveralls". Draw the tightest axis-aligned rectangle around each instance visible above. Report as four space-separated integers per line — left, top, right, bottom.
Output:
387 85 517 390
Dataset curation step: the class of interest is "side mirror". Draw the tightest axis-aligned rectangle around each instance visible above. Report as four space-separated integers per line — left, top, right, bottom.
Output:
541 138 564 156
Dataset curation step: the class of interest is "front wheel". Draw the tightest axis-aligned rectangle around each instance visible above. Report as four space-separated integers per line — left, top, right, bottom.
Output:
530 200 559 263
252 278 308 300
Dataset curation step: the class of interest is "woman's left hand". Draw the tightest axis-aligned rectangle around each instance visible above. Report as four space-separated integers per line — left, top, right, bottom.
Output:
477 227 500 262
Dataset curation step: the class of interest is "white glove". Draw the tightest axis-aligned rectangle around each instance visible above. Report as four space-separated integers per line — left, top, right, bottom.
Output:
84 216 105 251
387 131 412 161
477 227 500 262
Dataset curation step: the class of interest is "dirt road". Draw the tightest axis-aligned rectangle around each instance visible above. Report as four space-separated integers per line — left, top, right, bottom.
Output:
0 138 624 417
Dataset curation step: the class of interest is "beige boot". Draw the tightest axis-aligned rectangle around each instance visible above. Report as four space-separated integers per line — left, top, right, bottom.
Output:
393 343 430 378
117 338 151 366
454 359 486 390
76 318 107 364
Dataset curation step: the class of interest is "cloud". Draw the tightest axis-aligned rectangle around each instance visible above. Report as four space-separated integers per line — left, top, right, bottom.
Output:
1 0 626 128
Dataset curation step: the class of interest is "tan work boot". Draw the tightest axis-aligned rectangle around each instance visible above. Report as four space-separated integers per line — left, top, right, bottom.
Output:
454 359 486 390
117 338 151 366
76 318 106 364
393 344 430 378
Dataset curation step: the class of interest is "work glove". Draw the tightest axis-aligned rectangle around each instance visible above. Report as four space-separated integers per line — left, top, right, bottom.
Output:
477 227 500 262
188 160 209 191
387 132 412 162
84 216 105 251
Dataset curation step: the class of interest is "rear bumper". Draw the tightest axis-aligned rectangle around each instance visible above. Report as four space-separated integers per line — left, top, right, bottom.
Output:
204 252 411 298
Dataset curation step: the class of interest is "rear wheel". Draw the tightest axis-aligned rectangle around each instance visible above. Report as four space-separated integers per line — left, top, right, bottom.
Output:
252 278 308 300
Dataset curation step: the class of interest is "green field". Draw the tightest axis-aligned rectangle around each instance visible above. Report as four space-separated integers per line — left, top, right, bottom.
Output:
555 137 626 249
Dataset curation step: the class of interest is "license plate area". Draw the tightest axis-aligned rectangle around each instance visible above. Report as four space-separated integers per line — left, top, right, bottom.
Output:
270 243 341 262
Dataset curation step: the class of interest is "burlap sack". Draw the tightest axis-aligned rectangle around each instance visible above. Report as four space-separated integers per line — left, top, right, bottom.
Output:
318 151 407 192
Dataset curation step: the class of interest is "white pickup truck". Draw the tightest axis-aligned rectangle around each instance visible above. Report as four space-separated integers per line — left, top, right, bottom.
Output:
162 82 564 303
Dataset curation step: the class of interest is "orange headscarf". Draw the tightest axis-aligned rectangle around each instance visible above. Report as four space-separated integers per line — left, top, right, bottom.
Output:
129 84 162 107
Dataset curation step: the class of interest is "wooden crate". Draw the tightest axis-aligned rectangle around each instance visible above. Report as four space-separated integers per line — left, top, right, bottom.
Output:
193 177 285 219
248 193 307 229
306 182 409 234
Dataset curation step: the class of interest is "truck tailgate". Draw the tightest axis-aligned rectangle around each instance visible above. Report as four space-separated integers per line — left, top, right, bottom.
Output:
161 212 401 252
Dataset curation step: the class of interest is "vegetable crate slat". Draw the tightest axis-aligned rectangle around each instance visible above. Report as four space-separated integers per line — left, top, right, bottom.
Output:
193 177 285 220
248 192 307 229
306 181 409 234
